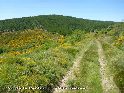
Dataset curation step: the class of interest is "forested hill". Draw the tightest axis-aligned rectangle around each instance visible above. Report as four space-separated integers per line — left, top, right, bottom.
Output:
0 15 114 35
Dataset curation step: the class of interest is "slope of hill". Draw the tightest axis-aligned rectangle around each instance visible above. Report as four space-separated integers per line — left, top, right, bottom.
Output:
0 28 87 93
0 15 114 35
0 15 124 93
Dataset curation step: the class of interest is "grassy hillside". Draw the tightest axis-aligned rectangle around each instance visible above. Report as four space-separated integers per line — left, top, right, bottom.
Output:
99 23 124 93
0 15 124 93
0 28 88 93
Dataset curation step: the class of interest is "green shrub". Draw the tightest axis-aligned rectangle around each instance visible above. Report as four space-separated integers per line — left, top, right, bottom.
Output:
114 71 124 93
65 48 79 57
0 47 7 54
4 57 25 66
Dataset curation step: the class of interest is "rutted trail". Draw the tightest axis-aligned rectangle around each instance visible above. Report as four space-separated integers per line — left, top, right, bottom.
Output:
53 41 93 93
96 40 120 93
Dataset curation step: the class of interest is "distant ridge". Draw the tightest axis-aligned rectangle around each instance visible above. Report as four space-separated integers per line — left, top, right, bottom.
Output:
0 15 114 35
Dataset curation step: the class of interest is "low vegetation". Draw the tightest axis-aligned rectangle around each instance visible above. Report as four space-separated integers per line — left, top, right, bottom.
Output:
101 39 124 93
0 15 124 93
0 28 87 93
66 42 103 93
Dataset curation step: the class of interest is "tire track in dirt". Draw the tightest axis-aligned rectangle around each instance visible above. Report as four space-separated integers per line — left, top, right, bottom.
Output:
96 40 120 93
53 41 93 93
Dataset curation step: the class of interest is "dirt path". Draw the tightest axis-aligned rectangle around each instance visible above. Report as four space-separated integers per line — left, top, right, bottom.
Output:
53 41 92 93
96 40 120 93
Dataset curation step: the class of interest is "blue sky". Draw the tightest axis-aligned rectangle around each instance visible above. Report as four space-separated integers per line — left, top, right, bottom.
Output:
0 0 124 21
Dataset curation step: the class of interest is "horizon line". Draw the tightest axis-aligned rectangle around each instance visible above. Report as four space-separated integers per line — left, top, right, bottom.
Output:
0 14 120 22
